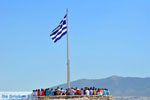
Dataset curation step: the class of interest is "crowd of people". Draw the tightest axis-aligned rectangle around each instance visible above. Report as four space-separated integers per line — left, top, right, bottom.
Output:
32 87 110 97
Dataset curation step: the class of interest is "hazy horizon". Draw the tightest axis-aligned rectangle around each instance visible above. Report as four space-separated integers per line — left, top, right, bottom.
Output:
0 75 150 92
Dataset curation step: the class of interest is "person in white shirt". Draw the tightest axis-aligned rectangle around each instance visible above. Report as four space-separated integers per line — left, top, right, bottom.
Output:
85 88 89 96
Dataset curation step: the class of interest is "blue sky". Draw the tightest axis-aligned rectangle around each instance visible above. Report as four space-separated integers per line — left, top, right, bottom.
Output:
0 0 150 91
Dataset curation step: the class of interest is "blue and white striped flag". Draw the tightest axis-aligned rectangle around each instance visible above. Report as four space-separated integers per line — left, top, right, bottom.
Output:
50 14 67 43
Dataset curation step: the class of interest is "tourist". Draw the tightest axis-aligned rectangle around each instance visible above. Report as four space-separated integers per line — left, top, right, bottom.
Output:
53 89 57 95
66 88 71 95
106 89 110 95
56 87 60 95
93 88 96 95
80 88 84 95
76 88 80 95
100 88 104 95
103 89 107 96
45 88 49 96
41 89 45 96
70 88 75 95
85 88 89 96
62 88 66 95
89 87 93 95
32 90 37 97
84 87 87 95
37 89 40 96
97 88 101 96
49 88 54 96
60 88 64 95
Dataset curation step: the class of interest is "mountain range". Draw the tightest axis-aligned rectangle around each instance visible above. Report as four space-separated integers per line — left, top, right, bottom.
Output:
53 75 150 96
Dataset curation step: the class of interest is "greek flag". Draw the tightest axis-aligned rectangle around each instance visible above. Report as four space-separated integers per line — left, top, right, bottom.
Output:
50 14 67 43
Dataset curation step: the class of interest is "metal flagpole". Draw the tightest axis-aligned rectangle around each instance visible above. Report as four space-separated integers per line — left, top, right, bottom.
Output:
66 8 70 89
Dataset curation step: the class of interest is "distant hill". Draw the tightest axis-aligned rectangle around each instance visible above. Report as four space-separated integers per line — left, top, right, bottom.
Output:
53 75 150 96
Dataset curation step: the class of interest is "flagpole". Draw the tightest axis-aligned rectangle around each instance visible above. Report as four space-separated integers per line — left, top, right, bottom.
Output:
66 8 70 89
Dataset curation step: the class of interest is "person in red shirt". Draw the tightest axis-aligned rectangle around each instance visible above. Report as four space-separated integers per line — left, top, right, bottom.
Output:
76 88 80 95
37 89 41 96
97 88 101 95
42 89 45 96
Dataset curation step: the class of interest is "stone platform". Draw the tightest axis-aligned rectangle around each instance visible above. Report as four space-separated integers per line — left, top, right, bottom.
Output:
36 95 113 100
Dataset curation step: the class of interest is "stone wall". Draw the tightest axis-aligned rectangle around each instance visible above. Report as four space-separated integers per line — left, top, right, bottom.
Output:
36 95 113 100
8 95 113 100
